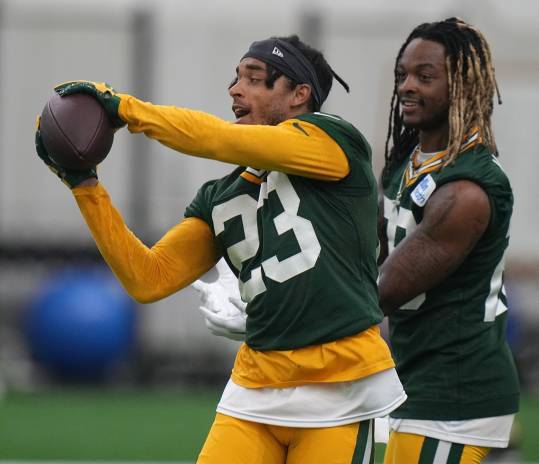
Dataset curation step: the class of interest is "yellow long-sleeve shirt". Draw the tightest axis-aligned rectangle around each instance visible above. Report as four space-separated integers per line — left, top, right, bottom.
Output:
117 94 350 181
75 96 350 301
72 98 394 388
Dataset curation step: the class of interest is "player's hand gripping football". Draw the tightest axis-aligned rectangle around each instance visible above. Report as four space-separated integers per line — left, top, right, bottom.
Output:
35 116 98 189
55 81 126 129
192 260 247 342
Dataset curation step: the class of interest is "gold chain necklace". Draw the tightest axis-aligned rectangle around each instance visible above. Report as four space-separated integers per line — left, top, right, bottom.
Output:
392 129 482 206
394 145 446 206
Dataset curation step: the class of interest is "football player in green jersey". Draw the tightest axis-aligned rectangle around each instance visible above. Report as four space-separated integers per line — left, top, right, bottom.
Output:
35 35 406 463
378 18 520 464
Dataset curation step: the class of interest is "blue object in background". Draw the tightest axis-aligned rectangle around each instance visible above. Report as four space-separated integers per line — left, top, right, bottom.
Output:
25 267 137 380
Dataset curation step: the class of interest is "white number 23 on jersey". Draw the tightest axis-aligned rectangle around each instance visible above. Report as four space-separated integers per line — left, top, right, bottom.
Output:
212 173 321 302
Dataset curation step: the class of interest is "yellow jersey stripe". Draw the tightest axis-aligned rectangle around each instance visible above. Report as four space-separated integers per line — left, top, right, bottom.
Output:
404 130 482 188
240 171 264 185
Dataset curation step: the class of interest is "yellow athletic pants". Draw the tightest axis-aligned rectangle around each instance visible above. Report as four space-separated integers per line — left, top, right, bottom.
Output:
197 412 375 464
384 431 490 464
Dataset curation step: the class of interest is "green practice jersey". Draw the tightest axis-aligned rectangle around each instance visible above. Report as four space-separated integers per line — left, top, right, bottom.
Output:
382 142 520 420
186 112 383 351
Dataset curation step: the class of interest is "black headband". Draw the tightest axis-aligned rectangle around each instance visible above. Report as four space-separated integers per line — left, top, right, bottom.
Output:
242 39 327 107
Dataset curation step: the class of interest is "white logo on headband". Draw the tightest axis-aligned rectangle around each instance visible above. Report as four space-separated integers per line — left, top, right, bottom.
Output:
272 46 284 58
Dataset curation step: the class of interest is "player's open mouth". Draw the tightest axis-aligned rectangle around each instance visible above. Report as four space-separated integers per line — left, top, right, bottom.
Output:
232 105 250 119
400 99 423 114
400 98 422 112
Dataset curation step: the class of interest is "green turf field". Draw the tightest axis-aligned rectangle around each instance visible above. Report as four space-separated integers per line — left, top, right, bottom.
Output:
0 389 537 462
0 389 218 461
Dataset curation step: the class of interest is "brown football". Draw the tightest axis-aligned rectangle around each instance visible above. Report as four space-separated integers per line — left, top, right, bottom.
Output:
40 92 115 170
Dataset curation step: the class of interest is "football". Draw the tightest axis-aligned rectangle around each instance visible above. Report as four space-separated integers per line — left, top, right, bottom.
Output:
40 92 115 170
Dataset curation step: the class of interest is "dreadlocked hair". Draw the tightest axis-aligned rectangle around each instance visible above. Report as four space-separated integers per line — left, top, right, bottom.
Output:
383 17 501 181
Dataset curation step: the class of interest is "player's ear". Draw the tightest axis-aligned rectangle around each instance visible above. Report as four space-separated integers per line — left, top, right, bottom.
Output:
292 83 312 108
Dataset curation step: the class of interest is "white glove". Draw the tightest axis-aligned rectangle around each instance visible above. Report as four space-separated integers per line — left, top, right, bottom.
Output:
192 260 247 341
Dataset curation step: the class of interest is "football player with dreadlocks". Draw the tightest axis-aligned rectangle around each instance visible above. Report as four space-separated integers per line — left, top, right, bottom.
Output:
379 18 520 463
